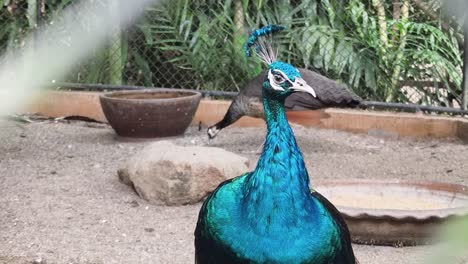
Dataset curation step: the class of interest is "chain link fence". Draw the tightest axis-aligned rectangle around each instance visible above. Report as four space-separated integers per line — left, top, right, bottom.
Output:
0 0 466 108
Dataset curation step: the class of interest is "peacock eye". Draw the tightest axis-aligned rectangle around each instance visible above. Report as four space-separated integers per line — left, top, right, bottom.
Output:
273 75 285 84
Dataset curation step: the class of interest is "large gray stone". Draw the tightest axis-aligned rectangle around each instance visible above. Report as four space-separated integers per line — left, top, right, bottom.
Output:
118 141 249 205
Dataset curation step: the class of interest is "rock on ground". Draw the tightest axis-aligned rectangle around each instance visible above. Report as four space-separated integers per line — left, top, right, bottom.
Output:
118 140 249 205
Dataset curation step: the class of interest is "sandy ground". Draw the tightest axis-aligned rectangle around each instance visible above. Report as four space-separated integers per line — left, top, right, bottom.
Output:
0 119 467 264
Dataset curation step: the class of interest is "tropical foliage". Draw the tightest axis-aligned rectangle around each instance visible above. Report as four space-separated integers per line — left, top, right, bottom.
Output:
0 0 465 105
138 0 464 105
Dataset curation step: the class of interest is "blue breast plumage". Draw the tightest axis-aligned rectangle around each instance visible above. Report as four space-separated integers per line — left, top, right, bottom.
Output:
194 25 356 264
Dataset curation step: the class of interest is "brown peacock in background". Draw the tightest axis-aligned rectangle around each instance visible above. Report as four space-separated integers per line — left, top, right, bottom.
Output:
207 68 362 139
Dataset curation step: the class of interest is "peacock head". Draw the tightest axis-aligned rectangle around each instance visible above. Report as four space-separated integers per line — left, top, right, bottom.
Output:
264 61 316 99
244 25 316 99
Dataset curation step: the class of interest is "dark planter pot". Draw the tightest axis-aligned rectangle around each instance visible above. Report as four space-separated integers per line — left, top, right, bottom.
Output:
100 89 202 138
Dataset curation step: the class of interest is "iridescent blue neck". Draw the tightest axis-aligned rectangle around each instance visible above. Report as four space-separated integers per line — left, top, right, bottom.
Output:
242 86 313 232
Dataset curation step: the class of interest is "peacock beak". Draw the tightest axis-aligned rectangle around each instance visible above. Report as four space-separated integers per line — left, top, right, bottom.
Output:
291 78 317 98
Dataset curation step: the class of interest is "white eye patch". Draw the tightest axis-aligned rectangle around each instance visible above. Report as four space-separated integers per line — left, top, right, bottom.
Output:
267 70 288 91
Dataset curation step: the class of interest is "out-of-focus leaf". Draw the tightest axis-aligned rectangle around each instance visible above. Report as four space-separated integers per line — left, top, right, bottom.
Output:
364 62 377 90
133 51 153 87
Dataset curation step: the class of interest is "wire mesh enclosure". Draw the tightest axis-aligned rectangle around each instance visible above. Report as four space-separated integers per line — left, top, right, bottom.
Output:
0 0 466 108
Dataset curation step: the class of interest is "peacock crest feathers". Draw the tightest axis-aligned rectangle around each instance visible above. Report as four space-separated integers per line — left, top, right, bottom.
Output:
243 25 285 65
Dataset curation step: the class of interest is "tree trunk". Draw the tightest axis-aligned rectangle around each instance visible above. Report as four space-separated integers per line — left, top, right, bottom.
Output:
109 0 123 85
233 0 245 32
392 0 401 43
389 0 409 102
462 21 468 110
392 0 401 20
372 0 388 47
27 0 37 30
25 0 38 74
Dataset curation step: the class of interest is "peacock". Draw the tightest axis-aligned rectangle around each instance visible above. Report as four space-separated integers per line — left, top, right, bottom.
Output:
207 68 362 139
195 25 357 264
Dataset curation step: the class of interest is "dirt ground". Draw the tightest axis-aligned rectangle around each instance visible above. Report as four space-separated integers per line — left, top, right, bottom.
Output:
0 118 467 264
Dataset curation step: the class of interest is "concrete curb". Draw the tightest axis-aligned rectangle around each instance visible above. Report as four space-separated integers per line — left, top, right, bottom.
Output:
23 91 468 142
